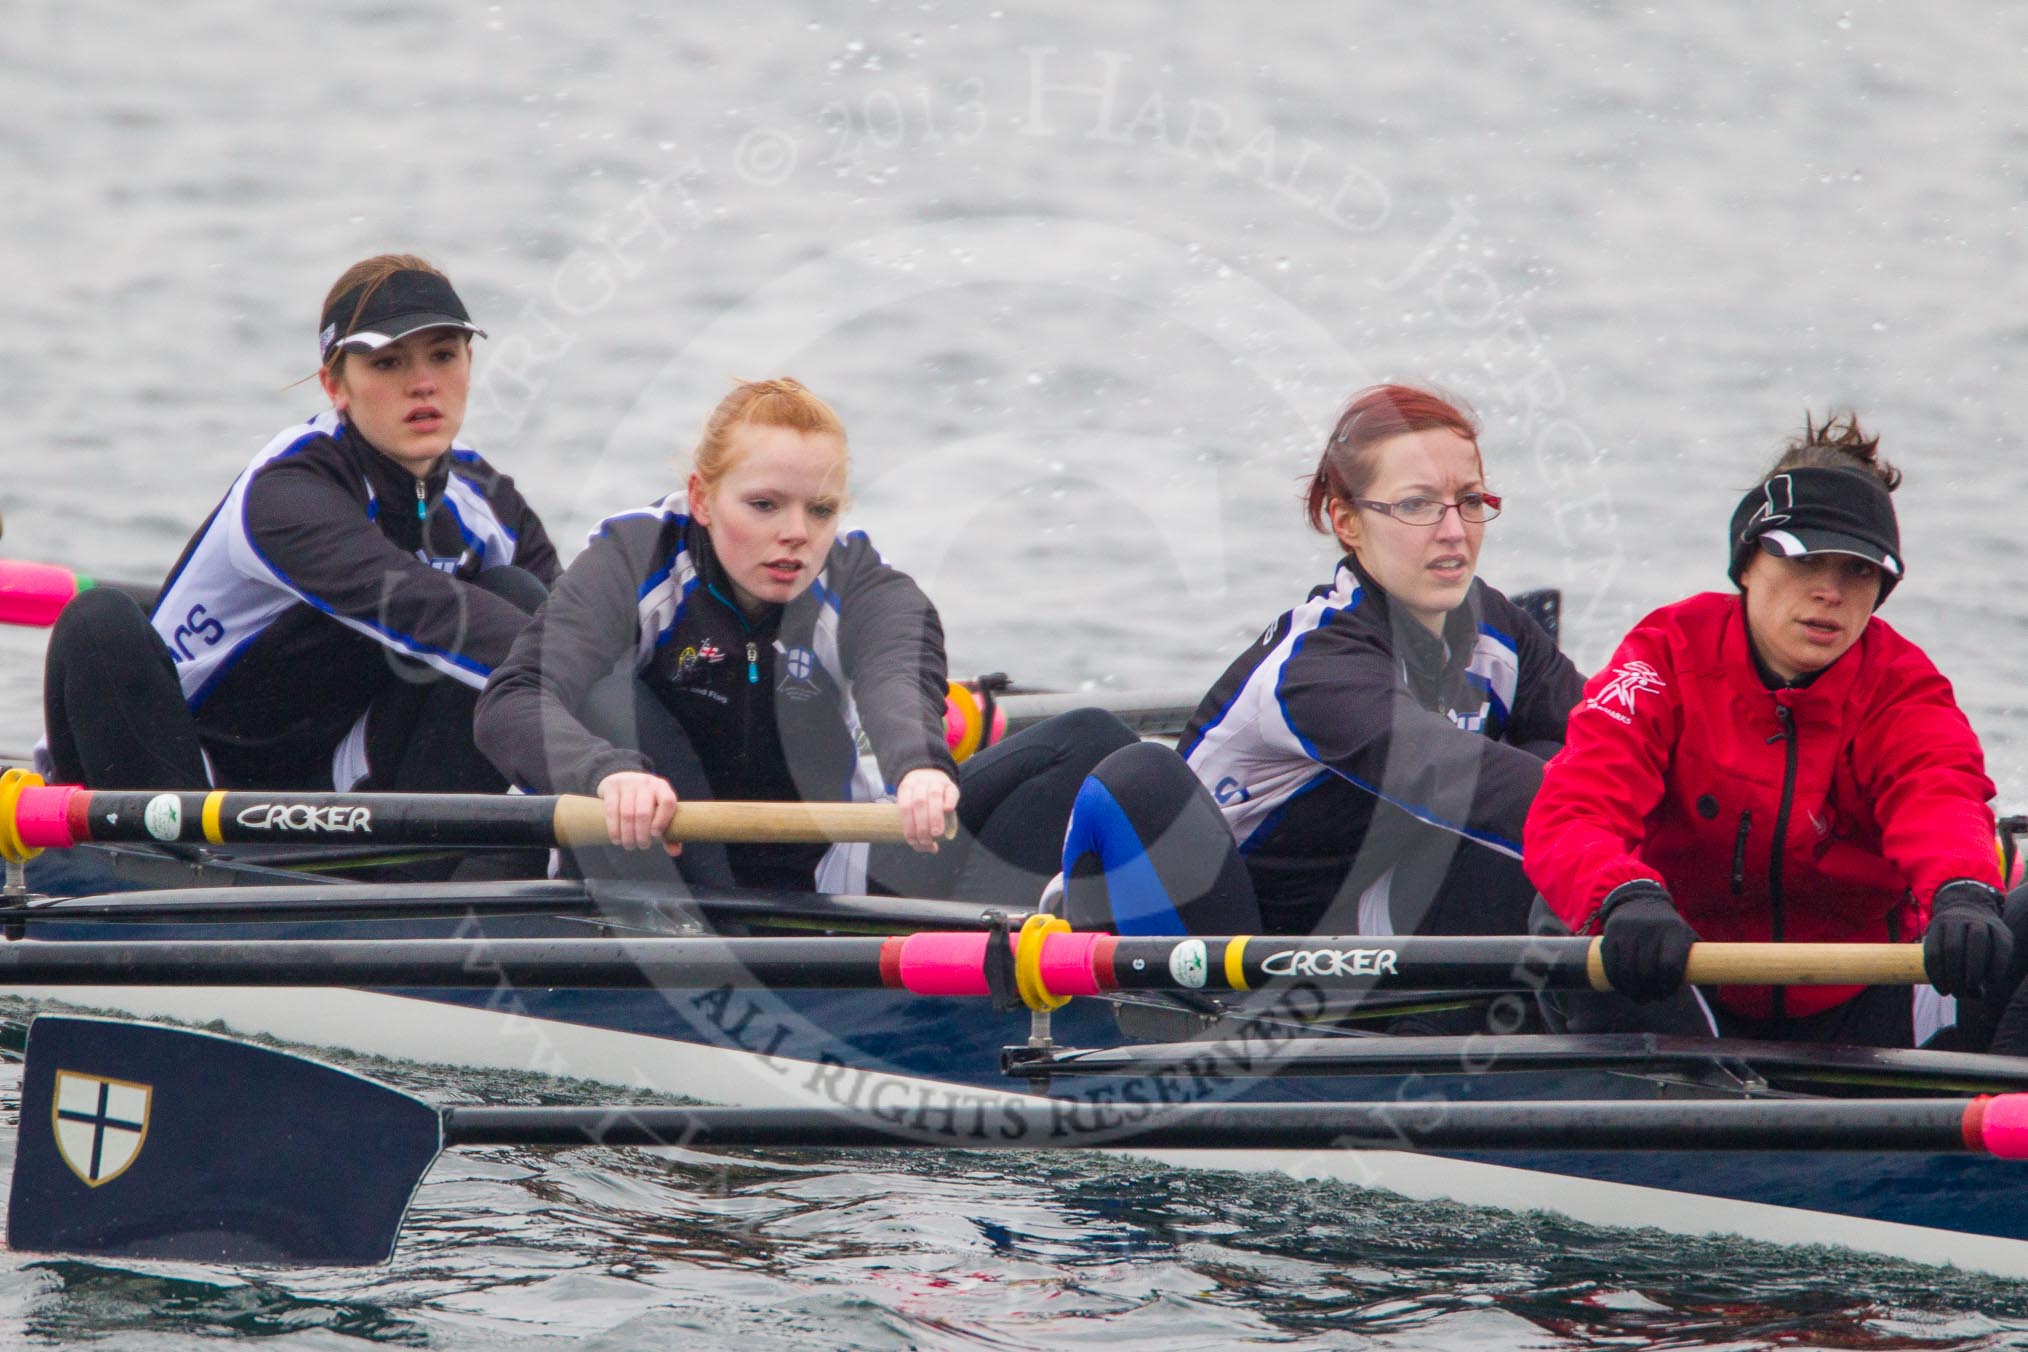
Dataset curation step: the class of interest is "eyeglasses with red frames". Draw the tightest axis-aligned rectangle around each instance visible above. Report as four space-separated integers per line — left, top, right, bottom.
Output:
1350 492 1502 526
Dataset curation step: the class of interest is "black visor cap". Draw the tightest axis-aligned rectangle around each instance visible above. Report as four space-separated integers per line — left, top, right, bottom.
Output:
1727 465 1903 606
319 269 485 359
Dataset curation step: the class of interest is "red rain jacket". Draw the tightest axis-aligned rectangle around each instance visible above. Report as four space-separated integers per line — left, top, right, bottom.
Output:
1525 591 1998 1018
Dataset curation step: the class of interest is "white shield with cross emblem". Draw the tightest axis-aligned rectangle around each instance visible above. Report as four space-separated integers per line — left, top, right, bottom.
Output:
53 1070 153 1187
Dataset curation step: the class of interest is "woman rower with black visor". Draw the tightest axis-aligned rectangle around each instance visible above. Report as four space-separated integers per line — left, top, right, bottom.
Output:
1528 414 2028 1052
40 254 558 794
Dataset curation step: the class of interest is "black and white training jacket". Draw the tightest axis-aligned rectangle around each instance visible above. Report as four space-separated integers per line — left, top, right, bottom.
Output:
475 494 956 891
1179 554 1583 931
148 410 559 787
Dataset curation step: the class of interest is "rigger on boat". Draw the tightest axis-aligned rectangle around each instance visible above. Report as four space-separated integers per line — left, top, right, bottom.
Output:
9 307 2028 1275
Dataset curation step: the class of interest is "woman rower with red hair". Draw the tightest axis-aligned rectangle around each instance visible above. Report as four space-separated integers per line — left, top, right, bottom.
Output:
476 377 1134 906
1059 383 1583 942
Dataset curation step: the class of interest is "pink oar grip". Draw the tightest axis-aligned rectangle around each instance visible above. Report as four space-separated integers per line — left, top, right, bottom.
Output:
14 787 81 848
0 561 84 627
896 932 992 996
1976 1094 2028 1159
1038 930 1104 996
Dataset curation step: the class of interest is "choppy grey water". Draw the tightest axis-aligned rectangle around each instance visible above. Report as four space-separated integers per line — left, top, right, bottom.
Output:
7 0 2028 1343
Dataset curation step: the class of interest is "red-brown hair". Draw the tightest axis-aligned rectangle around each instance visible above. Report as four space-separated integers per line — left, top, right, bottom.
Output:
691 377 848 491
1302 384 1481 533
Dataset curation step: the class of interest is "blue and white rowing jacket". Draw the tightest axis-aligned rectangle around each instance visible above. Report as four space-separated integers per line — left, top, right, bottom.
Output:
148 411 559 787
1179 553 1583 931
474 494 955 891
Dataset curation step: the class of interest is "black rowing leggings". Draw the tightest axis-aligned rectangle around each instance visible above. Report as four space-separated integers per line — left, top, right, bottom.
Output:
42 571 546 793
564 681 1137 912
1060 740 1540 938
871 705 1139 907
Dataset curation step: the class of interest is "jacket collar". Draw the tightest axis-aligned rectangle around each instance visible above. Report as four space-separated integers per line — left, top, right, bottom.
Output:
685 515 791 638
1721 592 1868 716
337 417 451 507
1338 551 1484 690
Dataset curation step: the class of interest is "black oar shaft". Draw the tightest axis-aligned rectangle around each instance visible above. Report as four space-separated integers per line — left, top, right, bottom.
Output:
69 790 555 848
0 932 1938 995
1087 935 1929 993
0 937 895 988
1103 934 1598 992
441 1099 1985 1154
16 787 918 852
2 880 1025 933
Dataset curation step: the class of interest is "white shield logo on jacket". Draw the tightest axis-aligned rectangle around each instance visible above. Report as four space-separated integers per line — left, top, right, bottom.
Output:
53 1070 152 1187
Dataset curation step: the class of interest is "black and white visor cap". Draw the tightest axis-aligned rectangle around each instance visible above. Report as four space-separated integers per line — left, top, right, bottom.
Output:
1728 465 1904 599
1753 525 1902 576
319 269 486 359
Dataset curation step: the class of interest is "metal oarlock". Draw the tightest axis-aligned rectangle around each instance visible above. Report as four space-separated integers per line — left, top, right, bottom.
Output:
1017 1003 1058 1095
2 855 27 945
1027 1004 1055 1051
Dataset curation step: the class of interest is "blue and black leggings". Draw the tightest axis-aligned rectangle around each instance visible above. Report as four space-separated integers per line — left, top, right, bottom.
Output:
1062 740 1538 938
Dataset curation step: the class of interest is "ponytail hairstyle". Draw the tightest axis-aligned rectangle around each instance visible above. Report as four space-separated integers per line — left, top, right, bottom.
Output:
1303 383 1481 533
692 377 849 493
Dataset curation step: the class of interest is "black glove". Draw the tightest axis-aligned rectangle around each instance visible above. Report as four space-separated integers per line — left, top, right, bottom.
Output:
1598 881 1699 1003
1924 880 2014 1000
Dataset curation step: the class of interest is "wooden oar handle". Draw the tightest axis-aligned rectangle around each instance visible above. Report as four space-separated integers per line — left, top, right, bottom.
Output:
1585 939 1931 991
550 796 956 847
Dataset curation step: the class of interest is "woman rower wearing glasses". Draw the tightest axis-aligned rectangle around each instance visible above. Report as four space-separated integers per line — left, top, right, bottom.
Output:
1059 383 1583 943
1526 414 2028 1051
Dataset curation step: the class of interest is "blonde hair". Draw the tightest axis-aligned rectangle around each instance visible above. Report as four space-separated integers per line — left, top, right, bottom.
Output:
318 253 453 379
692 378 849 491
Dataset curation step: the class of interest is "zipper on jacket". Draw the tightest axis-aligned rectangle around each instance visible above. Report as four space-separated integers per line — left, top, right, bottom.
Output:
1767 702 1800 1024
415 478 428 521
1730 810 1752 895
706 583 762 773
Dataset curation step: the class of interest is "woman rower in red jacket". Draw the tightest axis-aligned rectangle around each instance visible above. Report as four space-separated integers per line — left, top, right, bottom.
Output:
1526 413 2024 1049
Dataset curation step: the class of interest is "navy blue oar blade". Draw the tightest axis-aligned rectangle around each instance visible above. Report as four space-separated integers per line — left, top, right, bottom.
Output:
8 1011 2014 1269
8 1016 441 1266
